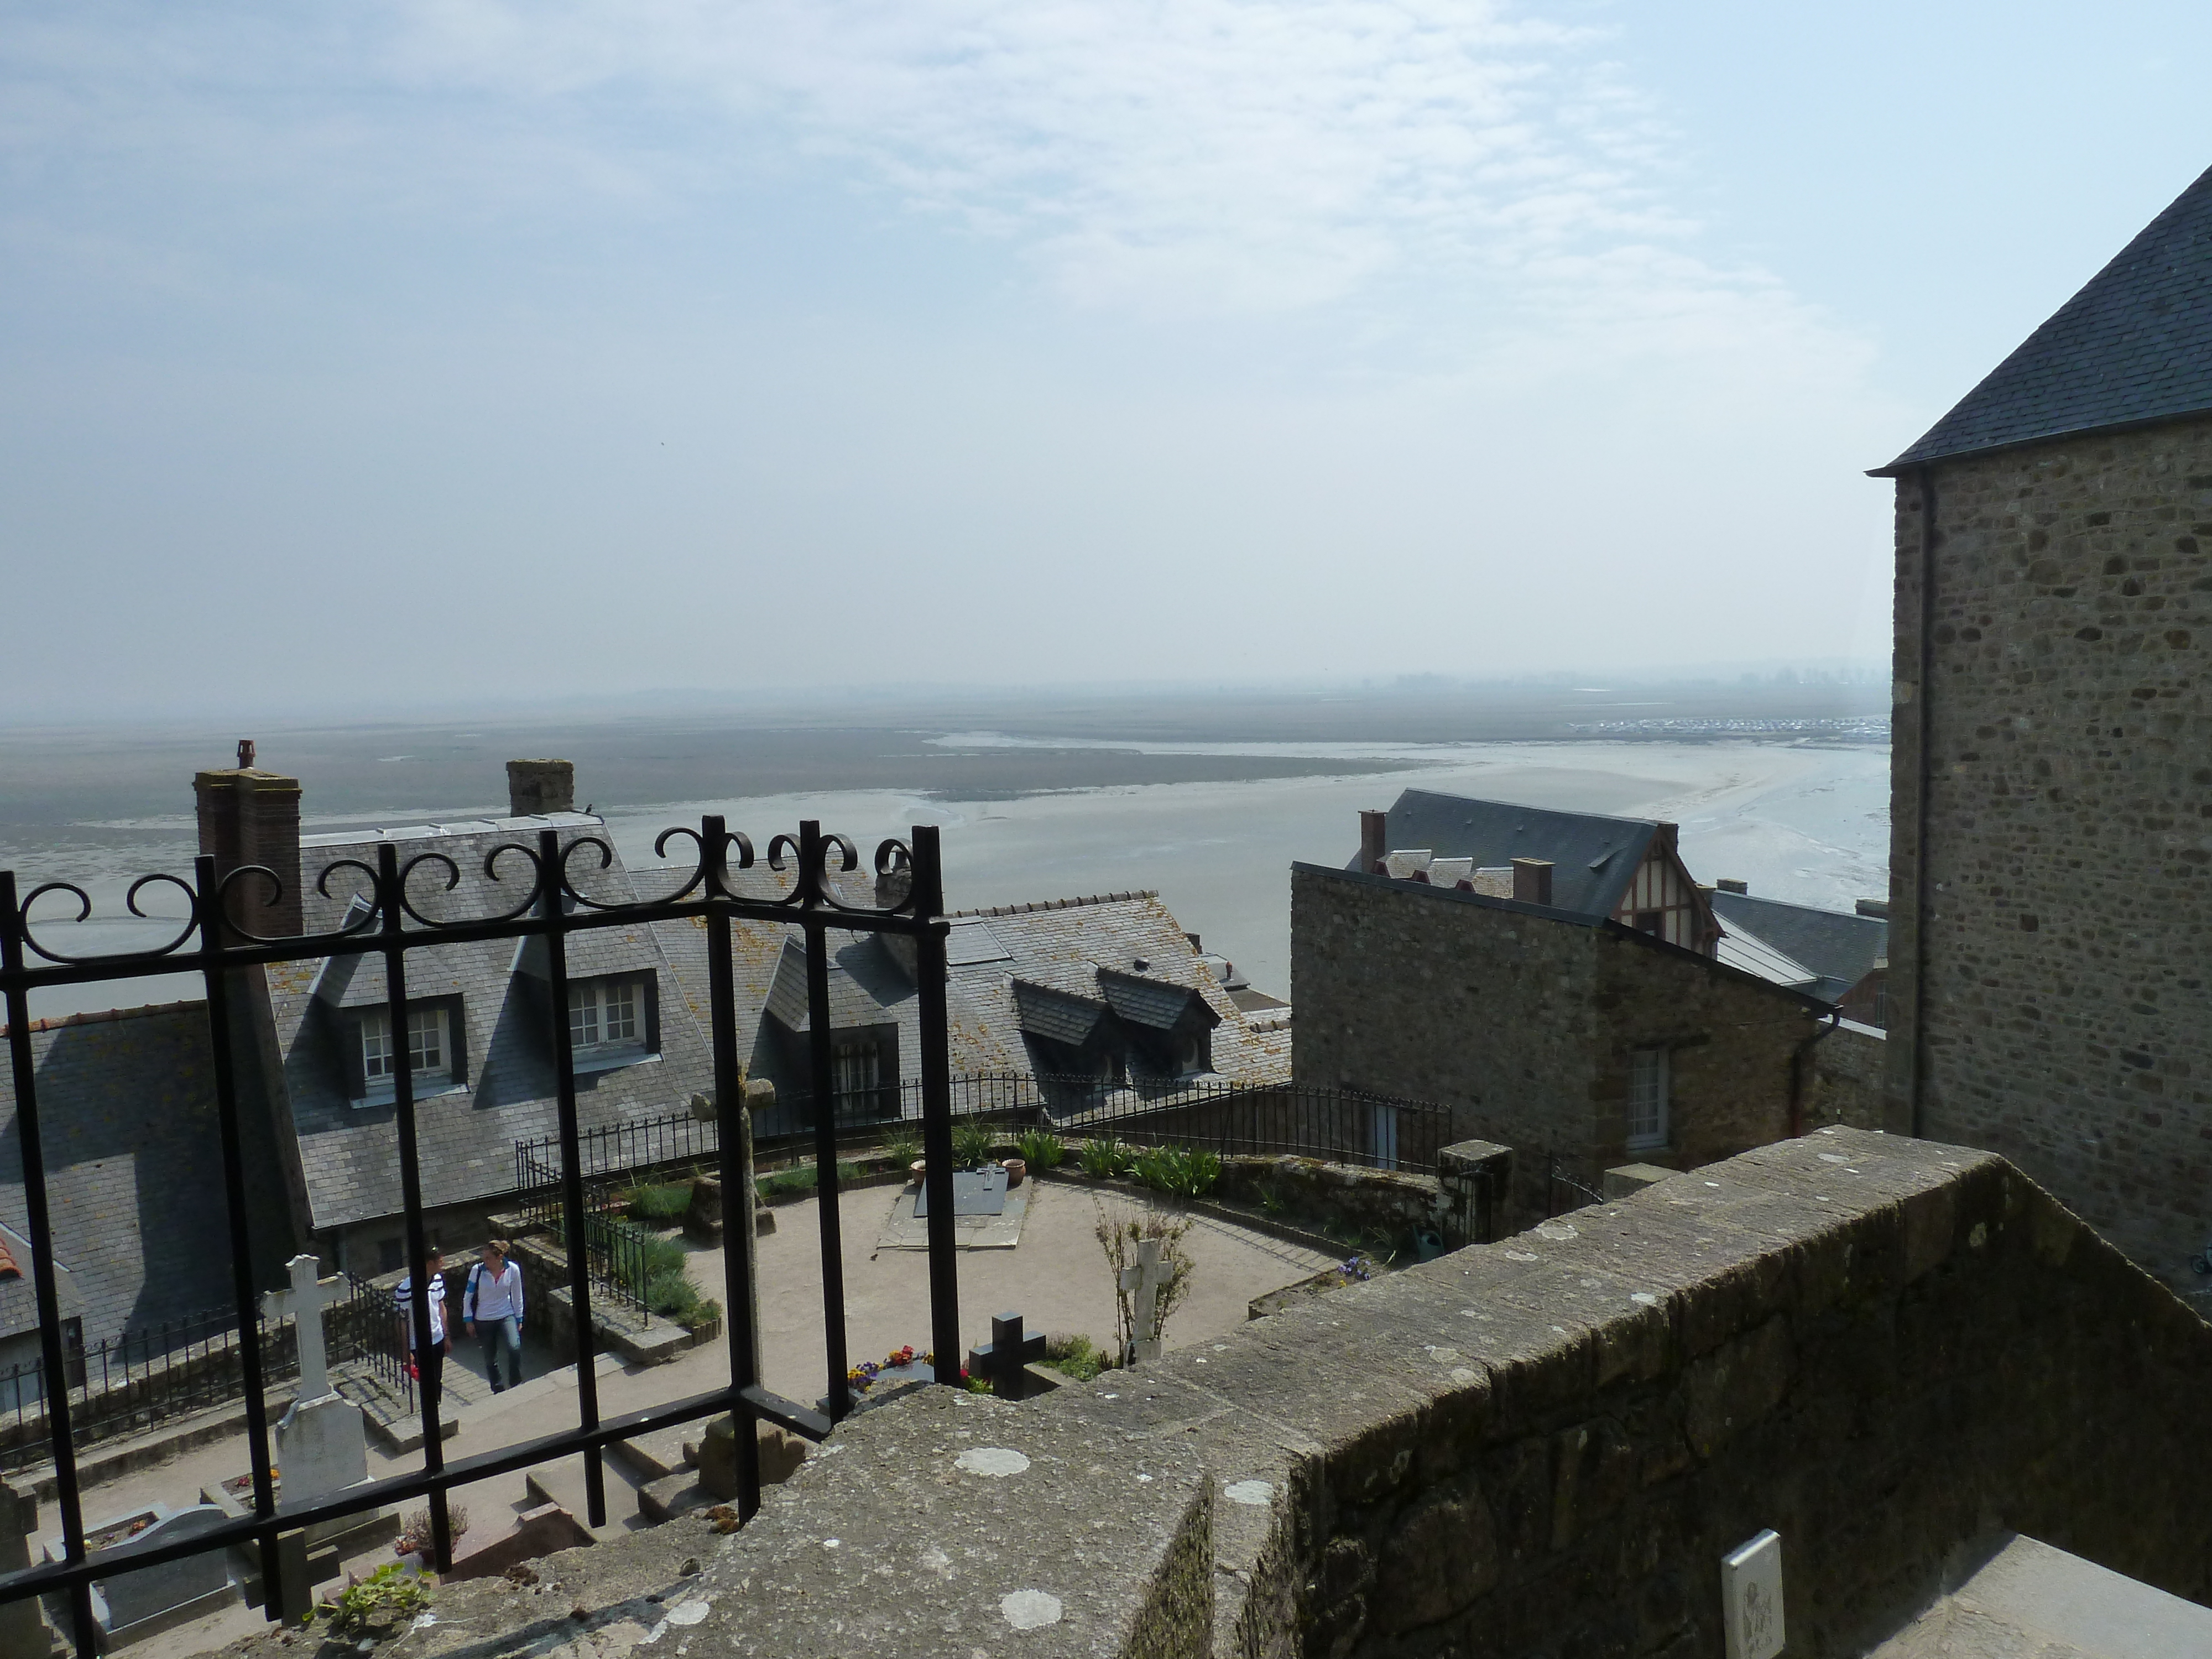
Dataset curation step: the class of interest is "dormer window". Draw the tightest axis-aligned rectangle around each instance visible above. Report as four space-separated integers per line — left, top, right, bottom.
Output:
568 978 639 1051
351 1003 457 1104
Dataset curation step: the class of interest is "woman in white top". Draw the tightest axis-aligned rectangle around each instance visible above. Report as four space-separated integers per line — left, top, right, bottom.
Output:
463 1239 526 1393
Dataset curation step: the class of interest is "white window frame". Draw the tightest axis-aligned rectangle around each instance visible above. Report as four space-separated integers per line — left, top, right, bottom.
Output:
357 1005 452 1102
1626 1047 1670 1151
568 978 644 1055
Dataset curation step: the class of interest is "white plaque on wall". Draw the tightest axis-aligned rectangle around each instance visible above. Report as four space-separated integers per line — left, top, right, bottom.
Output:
1722 1528 1785 1659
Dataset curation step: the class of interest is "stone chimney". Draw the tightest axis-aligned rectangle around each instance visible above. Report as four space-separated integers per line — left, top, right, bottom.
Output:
195 744 302 937
1358 810 1388 875
1856 898 1890 919
1717 878 1749 895
507 759 576 818
1511 858 1553 906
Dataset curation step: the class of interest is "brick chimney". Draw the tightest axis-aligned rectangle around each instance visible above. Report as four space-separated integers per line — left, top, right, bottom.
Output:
507 759 576 818
1717 878 1749 894
195 744 302 937
1511 858 1553 906
1358 810 1388 875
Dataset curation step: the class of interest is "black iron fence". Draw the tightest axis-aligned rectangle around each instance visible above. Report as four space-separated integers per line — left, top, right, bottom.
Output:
517 1072 1449 1206
0 815 966 1656
1547 1151 1607 1217
0 1273 407 1473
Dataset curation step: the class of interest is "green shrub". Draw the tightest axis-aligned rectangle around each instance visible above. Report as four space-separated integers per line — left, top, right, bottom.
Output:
626 1182 693 1221
644 1268 697 1318
885 1133 921 1167
953 1119 995 1169
1170 1147 1221 1198
755 1159 865 1200
1128 1144 1176 1191
319 1563 431 1634
1015 1130 1066 1170
1043 1332 1110 1381
1078 1137 1126 1177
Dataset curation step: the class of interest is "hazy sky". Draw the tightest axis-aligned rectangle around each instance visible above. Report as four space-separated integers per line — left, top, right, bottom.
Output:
6 2 2208 716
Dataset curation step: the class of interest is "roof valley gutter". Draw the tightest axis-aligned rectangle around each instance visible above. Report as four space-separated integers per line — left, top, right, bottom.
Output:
1910 463 1937 1142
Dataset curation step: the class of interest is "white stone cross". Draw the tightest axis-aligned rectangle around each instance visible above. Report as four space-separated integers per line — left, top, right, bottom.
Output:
1118 1238 1168 1364
262 1254 345 1401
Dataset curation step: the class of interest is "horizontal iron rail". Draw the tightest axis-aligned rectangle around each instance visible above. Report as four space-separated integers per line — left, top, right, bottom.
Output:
1 885 950 993
0 1377 826 1608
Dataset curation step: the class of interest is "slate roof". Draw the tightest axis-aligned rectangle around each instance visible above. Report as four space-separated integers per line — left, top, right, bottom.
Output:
644 873 1292 1118
1350 790 1661 921
0 1003 241 1345
1011 980 1109 1047
1876 163 2212 472
1095 967 1215 1034
1709 891 1886 1005
269 815 716 1232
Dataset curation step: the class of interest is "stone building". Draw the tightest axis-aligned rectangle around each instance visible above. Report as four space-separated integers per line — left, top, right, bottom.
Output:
1874 161 2212 1279
1709 882 1888 1025
1291 859 1874 1221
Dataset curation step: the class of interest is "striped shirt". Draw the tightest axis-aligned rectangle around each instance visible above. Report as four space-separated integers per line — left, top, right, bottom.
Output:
463 1261 524 1323
393 1272 446 1348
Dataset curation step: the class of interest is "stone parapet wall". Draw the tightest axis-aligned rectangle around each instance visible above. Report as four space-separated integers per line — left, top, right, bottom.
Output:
1891 422 2212 1276
691 1128 2212 1657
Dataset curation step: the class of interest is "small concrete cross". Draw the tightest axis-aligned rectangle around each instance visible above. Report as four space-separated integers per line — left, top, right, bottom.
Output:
262 1254 345 1401
968 1311 1046 1401
1119 1239 1168 1364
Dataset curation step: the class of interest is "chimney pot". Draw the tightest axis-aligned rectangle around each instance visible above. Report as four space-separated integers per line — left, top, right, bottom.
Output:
1717 878 1749 894
237 739 256 770
1358 809 1388 874
1511 857 1553 907
507 759 576 818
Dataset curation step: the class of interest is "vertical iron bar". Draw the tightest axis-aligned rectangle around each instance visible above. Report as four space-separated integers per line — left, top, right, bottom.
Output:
379 845 451 1572
799 822 850 1421
0 873 97 1657
539 829 607 1527
194 854 284 1615
911 827 962 1385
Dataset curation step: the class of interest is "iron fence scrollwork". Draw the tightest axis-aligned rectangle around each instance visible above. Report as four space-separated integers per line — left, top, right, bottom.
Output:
0 813 961 1657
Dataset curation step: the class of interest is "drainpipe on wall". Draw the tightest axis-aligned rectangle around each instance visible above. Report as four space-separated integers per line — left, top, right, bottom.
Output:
1788 1006 1843 1138
1908 464 1938 1141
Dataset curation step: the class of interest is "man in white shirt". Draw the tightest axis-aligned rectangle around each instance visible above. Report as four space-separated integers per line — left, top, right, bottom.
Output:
393 1250 450 1413
462 1239 526 1393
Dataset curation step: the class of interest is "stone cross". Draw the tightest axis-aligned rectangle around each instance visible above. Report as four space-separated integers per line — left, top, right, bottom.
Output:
1119 1239 1168 1364
262 1254 344 1401
967 1311 1046 1401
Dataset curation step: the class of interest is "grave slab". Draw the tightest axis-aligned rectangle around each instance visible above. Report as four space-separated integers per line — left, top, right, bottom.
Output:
874 1175 1029 1251
54 1502 238 1650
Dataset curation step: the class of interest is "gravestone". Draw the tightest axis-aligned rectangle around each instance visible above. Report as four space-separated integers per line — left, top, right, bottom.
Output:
70 1503 237 1644
965 1312 1046 1402
1120 1239 1168 1363
914 1167 1007 1218
0 1481 51 1659
260 1255 383 1562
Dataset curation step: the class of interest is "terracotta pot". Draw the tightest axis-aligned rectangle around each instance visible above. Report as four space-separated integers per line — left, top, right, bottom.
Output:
909 1160 927 1185
1002 1157 1026 1187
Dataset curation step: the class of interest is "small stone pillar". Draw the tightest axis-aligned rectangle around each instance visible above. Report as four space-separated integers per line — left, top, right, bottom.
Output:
505 760 575 818
1602 1163 1676 1201
1437 1140 1512 1248
0 1481 49 1659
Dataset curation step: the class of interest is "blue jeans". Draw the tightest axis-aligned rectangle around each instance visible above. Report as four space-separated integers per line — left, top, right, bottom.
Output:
474 1316 521 1391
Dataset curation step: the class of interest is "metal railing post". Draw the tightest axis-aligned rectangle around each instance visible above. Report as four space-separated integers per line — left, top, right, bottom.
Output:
0 874 96 1657
911 828 962 1384
699 816 763 1518
797 822 850 1422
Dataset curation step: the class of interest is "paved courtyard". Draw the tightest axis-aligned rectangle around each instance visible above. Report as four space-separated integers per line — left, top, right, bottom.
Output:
27 1175 1333 1658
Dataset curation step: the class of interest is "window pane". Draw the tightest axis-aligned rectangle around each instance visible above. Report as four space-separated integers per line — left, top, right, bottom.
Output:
604 981 637 1043
362 1010 392 1081
1626 1049 1668 1149
408 1006 444 1072
568 982 598 1048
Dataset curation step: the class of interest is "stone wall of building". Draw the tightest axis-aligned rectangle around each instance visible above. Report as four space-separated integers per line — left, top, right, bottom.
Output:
635 1129 2212 1659
1292 865 1600 1219
1293 865 1829 1222
1590 927 1819 1168
1890 418 2212 1279
1802 1019 1886 1132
